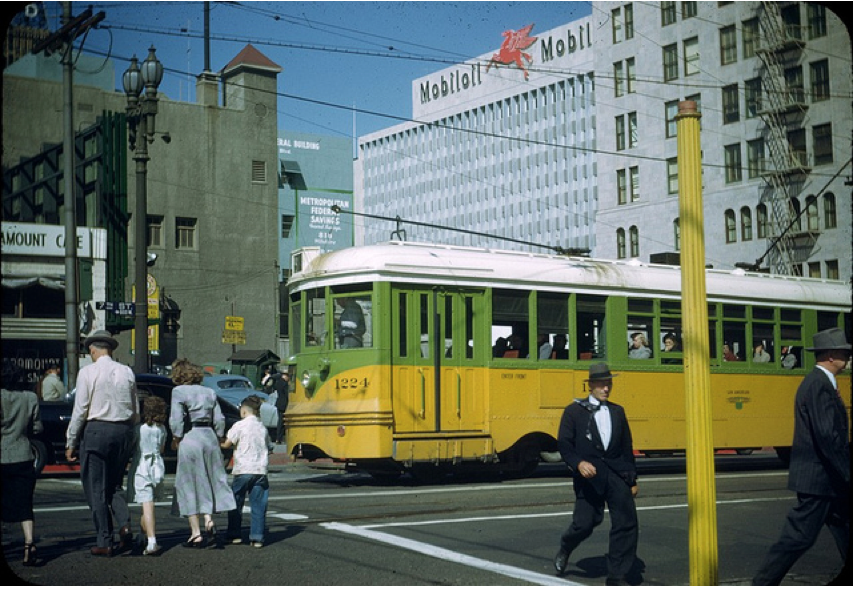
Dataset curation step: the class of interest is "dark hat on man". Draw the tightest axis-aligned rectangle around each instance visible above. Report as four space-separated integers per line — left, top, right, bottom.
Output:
586 362 618 381
806 327 852 352
84 329 119 350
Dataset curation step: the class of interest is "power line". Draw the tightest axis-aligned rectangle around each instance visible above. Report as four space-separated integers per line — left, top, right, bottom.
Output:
330 206 590 257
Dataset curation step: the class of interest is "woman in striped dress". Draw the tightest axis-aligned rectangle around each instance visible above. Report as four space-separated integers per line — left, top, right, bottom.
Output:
169 359 236 547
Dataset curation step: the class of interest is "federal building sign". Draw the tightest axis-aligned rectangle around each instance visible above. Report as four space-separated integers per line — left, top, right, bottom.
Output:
415 19 592 116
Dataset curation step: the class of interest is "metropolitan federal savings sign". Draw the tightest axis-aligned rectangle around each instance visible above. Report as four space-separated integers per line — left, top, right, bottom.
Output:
1 222 107 259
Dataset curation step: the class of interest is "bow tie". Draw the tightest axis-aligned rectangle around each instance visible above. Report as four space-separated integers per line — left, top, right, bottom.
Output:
592 402 608 411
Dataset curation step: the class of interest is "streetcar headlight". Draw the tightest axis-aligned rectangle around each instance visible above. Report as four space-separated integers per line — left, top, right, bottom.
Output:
301 369 320 394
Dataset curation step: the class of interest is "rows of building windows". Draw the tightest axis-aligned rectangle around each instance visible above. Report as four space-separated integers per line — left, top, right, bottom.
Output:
722 124 833 184
615 226 639 259
724 193 838 244
658 6 827 84
147 215 198 251
719 60 830 128
362 74 596 248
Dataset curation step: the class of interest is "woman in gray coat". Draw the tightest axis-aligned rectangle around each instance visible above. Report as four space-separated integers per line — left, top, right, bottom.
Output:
169 359 236 547
1 362 43 565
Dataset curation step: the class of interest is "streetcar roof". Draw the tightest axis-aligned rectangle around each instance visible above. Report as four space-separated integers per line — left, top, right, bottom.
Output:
288 242 852 311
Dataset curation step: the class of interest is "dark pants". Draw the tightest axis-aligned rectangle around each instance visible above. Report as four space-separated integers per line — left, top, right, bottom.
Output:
80 420 134 548
560 468 638 579
275 412 285 445
753 493 851 585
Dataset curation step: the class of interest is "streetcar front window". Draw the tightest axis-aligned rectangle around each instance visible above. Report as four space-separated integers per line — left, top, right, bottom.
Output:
290 298 302 355
333 292 372 349
306 288 326 348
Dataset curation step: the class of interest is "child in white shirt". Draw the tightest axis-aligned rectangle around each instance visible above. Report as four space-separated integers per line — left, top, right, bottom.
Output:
221 395 272 547
127 395 167 555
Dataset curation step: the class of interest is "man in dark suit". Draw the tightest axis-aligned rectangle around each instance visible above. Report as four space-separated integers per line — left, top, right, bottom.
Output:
753 327 852 585
554 362 639 585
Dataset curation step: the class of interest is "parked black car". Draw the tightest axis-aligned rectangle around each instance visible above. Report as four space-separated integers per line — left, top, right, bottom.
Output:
32 374 240 474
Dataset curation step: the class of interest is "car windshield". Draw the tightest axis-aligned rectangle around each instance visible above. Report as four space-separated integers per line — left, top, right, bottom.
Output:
215 379 252 390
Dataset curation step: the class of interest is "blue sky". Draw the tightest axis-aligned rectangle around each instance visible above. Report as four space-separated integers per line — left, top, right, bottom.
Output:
41 1 592 140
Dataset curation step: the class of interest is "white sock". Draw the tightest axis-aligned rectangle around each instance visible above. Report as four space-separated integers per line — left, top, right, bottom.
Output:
147 537 157 549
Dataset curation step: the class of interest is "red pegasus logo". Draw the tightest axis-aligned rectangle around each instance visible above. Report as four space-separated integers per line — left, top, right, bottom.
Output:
486 24 538 80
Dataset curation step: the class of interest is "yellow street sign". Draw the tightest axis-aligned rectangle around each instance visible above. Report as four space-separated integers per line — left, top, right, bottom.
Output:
222 330 246 344
225 316 244 331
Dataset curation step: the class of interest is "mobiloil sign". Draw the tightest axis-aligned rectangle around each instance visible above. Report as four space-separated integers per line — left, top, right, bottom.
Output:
419 20 591 106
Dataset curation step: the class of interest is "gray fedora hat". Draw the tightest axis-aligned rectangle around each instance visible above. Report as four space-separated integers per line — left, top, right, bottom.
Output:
806 327 852 352
585 362 618 381
84 329 119 350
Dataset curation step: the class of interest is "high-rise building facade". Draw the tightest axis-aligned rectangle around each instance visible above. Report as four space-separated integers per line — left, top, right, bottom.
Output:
358 18 598 254
356 2 852 283
594 1 851 281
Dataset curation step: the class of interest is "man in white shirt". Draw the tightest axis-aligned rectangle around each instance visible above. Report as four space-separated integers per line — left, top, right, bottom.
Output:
40 364 66 401
66 330 138 556
554 363 639 585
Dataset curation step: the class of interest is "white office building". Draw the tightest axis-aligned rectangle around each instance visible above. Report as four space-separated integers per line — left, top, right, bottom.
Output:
358 18 598 254
356 2 852 282
594 1 851 281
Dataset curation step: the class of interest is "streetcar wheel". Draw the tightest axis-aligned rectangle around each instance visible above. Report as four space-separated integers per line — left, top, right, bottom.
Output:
514 459 540 478
369 471 402 482
408 463 449 484
774 447 791 467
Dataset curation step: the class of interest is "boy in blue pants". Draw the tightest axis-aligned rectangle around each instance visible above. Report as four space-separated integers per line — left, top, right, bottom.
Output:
221 395 272 547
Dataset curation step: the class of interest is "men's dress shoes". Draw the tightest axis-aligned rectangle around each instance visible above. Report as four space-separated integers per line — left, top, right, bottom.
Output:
90 546 113 557
116 526 134 552
553 550 570 575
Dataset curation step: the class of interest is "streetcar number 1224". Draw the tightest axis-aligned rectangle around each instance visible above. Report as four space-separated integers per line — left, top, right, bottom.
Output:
335 377 370 389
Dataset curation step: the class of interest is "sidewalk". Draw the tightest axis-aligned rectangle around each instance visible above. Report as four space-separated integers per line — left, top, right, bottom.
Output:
269 443 292 465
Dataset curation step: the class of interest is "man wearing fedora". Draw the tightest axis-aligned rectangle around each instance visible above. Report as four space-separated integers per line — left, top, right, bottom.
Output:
66 330 139 557
753 327 852 585
554 362 639 585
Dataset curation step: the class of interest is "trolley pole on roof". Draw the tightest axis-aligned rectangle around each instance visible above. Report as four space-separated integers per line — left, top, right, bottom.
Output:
676 100 718 586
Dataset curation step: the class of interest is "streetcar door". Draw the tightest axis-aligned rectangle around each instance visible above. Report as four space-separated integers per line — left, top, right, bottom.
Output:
391 288 486 434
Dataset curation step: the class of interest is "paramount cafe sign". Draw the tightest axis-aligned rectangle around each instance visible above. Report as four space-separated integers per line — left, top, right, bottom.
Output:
1 222 107 258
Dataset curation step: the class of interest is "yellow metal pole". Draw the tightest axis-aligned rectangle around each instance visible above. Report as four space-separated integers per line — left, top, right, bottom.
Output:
676 100 719 586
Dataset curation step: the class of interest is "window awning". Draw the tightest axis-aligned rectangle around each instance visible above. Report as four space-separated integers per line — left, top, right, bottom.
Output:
280 160 307 190
2 276 65 290
280 160 302 175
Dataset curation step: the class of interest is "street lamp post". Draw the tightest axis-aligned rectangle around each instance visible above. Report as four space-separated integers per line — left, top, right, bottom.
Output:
123 47 163 375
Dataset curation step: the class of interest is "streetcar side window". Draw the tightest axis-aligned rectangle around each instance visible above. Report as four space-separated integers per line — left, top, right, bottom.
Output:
751 307 775 364
660 300 682 365
627 298 654 360
576 295 607 360
780 308 803 369
722 304 747 362
537 292 569 360
306 288 326 348
492 289 529 359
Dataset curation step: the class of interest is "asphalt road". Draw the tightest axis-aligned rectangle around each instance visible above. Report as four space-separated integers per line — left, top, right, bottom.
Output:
3 450 847 586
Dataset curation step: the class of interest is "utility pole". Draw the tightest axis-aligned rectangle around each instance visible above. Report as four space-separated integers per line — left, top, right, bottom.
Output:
32 2 104 390
677 100 718 586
